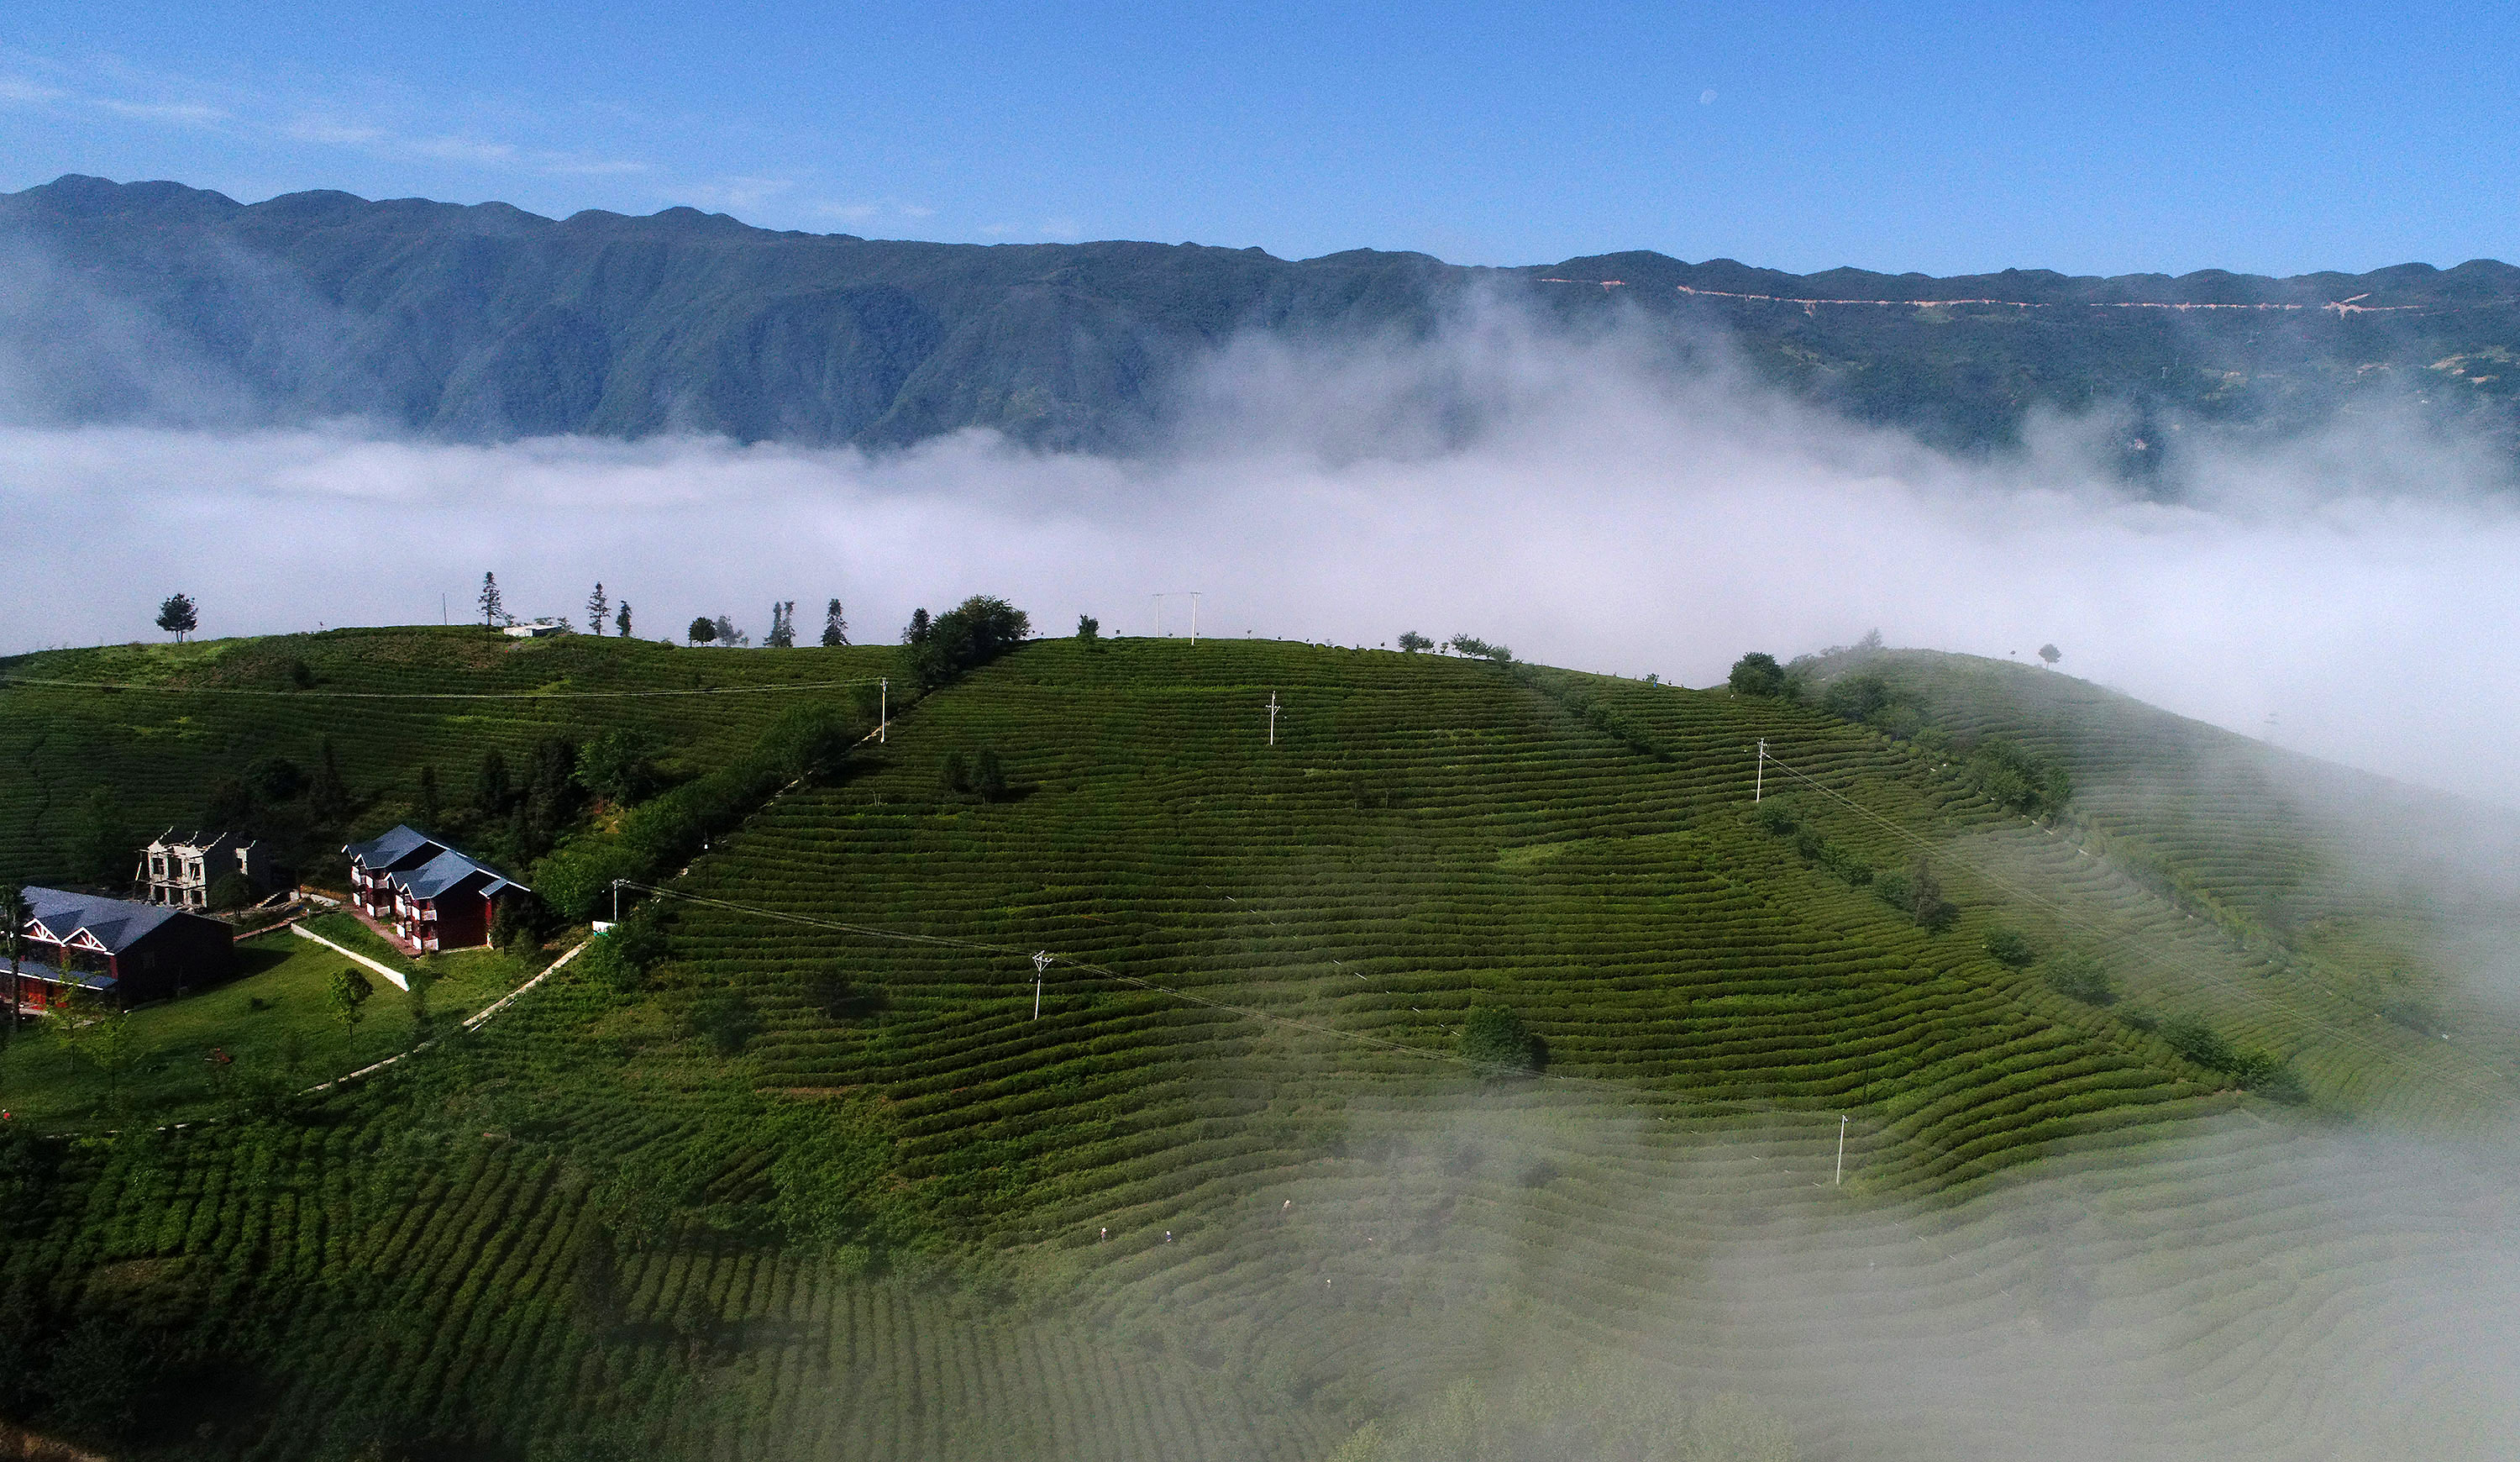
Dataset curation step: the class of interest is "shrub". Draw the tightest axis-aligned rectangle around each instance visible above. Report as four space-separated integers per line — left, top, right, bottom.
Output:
1876 856 1955 931
1446 634 1512 662
1075 614 1100 644
1728 652 1787 697
1984 928 2036 968
1398 631 1433 654
1962 738 2071 818
1459 1006 1545 1076
691 992 759 1055
940 750 970 797
2159 1016 2233 1070
1821 671 1897 724
973 748 1010 802
2044 952 2113 1003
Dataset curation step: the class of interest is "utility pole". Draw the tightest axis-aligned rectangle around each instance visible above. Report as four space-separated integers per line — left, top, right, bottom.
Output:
1755 739 1767 802
1032 950 1052 1019
1835 1114 1848 1186
1189 592 1200 645
611 879 622 924
1264 692 1280 747
879 678 888 744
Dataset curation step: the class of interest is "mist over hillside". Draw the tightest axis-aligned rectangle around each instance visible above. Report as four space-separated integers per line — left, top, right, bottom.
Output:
8 173 2520 462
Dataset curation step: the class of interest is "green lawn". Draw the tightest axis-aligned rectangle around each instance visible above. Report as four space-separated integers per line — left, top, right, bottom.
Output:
0 928 528 1128
301 909 423 976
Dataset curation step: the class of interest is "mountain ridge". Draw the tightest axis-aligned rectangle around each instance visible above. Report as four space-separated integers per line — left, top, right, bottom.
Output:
9 173 2520 459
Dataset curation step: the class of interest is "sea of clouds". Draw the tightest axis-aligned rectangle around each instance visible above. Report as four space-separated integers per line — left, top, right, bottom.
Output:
4 285 2518 806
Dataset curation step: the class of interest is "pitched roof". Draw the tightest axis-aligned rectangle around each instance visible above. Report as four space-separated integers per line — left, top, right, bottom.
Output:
344 824 444 870
4 955 117 991
349 827 531 900
22 886 186 955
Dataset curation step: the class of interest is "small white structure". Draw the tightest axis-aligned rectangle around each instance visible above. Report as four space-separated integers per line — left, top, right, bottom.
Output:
503 618 570 639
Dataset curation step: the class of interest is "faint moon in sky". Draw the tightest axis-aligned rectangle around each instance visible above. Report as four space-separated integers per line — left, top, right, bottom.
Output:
1699 88 1717 105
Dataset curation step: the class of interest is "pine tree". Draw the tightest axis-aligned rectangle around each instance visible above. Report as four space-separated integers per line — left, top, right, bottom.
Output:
616 601 633 638
767 601 796 649
822 599 849 647
307 737 350 819
587 582 610 635
155 592 198 643
478 572 506 628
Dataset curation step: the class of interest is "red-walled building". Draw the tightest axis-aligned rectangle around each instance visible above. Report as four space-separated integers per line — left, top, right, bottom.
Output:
344 826 531 954
8 886 238 1012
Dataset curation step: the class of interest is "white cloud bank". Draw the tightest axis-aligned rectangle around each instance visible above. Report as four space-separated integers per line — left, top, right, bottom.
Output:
4 310 2517 806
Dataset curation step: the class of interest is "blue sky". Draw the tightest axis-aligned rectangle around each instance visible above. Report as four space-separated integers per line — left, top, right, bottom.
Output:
3 2 2516 276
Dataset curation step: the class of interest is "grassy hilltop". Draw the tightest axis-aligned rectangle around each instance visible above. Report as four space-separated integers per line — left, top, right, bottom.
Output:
0 629 2512 1460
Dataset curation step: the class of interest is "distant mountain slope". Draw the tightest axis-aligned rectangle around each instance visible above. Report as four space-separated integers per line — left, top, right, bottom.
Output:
7 173 2520 458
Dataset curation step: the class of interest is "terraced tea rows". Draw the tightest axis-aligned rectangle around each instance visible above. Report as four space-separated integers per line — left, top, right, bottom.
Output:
0 628 893 882
4 632 2513 1460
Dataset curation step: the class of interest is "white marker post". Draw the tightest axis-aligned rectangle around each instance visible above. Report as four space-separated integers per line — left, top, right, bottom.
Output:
1265 692 1280 747
1756 739 1767 802
1835 1113 1848 1186
880 677 888 744
1032 950 1052 1019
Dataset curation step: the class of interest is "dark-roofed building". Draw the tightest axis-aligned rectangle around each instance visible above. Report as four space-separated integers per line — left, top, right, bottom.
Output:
344 826 531 953
9 886 238 1011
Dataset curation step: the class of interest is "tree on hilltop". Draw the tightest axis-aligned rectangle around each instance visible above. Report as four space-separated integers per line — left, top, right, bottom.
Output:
1728 652 1787 697
2039 643 2061 666
900 597 1031 690
1398 631 1432 654
1075 614 1100 644
687 617 717 646
822 599 849 646
586 583 610 636
767 601 797 649
478 572 507 628
615 601 633 638
155 592 198 643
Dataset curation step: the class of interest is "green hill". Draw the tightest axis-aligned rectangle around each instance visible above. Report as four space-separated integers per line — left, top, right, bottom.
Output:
0 630 2512 1460
11 175 2520 463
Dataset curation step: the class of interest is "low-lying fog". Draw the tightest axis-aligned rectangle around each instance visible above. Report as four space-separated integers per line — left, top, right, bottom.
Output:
5 303 2517 807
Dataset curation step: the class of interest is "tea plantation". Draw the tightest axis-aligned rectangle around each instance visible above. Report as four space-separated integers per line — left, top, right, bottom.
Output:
0 631 2512 1461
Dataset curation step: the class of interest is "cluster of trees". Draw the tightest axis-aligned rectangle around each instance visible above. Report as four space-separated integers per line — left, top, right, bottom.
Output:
532 702 870 920
939 748 1012 802
449 738 584 865
2156 1014 2302 1100
682 601 848 648
900 596 1032 690
1872 855 1956 933
1726 652 2072 819
1752 800 1873 889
